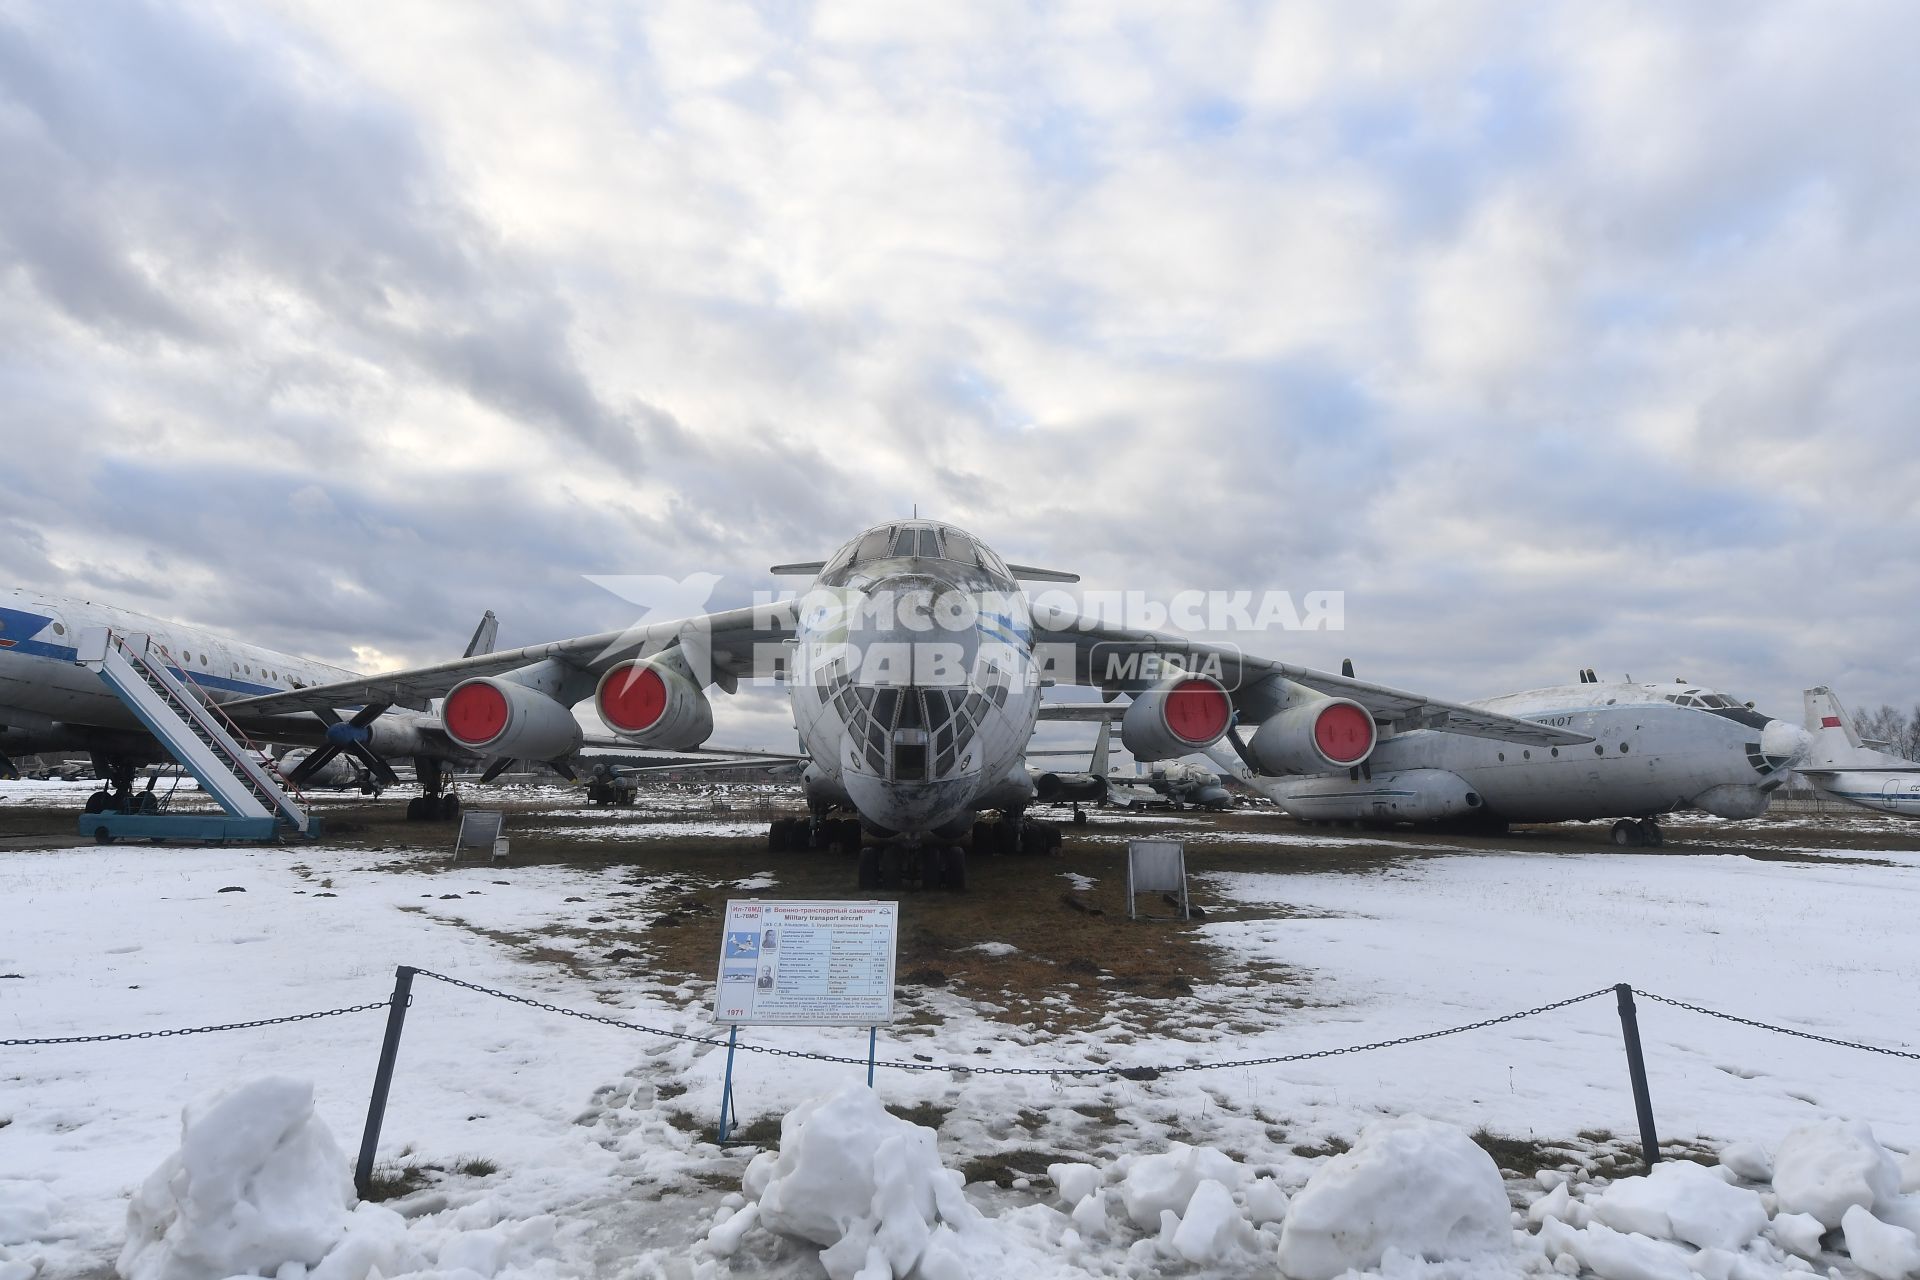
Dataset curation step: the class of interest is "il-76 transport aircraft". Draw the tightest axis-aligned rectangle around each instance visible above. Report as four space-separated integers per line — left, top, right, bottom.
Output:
1796 685 1920 816
2 520 1589 887
1210 668 1813 845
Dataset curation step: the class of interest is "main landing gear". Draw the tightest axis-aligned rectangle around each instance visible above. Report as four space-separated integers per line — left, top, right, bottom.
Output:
1610 817 1664 848
970 810 1063 858
404 756 462 822
83 757 158 817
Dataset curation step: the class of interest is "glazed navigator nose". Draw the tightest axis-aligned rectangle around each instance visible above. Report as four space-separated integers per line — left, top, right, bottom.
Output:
1759 720 1813 768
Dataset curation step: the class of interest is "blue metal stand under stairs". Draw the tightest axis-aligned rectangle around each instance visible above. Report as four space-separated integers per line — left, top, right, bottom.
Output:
74 628 317 843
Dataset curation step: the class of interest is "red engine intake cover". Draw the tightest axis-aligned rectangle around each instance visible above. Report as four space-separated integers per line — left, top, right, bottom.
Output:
599 662 669 734
1164 677 1232 745
1314 701 1374 764
443 681 509 747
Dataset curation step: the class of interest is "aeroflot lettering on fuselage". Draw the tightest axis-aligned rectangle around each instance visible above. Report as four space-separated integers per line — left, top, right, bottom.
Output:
1530 715 1577 728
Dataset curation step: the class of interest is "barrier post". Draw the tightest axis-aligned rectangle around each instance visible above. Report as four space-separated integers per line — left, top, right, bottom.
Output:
717 1025 739 1142
1614 983 1660 1169
355 966 416 1199
867 1026 877 1088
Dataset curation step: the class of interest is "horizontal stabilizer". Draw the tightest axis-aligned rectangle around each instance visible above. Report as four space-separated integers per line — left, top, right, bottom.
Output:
1006 563 1081 583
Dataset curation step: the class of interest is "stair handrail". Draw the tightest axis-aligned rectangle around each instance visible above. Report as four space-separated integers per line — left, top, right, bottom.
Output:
159 644 312 810
113 635 308 826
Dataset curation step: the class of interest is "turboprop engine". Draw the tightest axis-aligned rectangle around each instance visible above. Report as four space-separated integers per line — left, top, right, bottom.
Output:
1121 673 1234 762
1248 697 1377 775
442 677 584 761
595 658 714 750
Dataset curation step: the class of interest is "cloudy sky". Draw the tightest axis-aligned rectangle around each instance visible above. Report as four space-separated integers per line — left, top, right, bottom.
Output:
3 0 1917 750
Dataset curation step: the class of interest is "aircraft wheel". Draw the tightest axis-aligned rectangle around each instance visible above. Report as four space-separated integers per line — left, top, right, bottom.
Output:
946 847 968 892
404 796 424 821
1639 819 1664 848
1072 808 1088 827
857 846 880 890
134 791 159 814
768 820 790 852
93 825 113 845
1610 819 1644 848
879 847 904 889
440 795 461 821
1019 824 1049 857
84 790 110 814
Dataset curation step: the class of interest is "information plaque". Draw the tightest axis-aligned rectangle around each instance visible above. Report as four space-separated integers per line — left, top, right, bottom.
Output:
712 900 899 1026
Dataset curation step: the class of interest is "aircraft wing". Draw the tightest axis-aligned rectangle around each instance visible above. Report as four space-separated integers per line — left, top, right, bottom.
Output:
224 603 795 715
1030 605 1593 748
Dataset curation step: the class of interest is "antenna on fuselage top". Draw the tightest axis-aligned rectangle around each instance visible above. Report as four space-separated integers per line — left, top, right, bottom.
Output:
1341 658 1354 678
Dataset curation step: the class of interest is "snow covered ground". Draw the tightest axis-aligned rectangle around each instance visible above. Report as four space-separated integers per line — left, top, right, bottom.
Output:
4 798 1920 1278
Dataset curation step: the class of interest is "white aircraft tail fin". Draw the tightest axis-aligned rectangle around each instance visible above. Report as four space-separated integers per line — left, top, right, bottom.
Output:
1091 716 1111 780
1801 685 1906 769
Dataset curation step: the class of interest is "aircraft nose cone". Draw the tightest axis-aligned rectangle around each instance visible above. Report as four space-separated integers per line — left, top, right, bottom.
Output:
1761 719 1813 766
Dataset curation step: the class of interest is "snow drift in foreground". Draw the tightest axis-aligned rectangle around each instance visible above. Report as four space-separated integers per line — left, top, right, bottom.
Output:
113 1077 569 1280
689 1085 1920 1280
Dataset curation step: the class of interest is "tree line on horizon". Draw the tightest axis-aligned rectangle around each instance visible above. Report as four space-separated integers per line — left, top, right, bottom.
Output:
1853 704 1920 761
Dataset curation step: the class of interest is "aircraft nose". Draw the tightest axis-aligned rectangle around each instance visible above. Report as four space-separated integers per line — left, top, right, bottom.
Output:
1760 719 1813 767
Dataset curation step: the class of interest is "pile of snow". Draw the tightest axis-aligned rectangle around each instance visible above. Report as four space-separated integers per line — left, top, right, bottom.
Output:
721 1085 983 1280
116 1077 563 1280
1275 1116 1513 1280
1525 1119 1920 1280
1 1179 61 1280
1772 1118 1902 1228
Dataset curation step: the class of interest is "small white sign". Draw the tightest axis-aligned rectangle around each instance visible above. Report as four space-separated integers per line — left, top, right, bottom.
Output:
1127 839 1189 919
713 900 899 1026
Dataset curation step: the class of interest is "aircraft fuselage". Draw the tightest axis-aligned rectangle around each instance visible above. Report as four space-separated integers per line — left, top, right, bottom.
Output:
1257 681 1810 825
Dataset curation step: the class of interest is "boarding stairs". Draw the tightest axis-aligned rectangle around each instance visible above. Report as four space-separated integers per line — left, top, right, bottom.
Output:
75 628 313 835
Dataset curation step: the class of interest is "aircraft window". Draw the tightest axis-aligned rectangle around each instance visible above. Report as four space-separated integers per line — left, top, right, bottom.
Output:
865 739 887 773
924 691 952 730
891 528 917 557
917 528 939 558
1619 742 1630 753
898 691 924 730
1551 748 1559 757
935 723 955 758
1498 752 1505 761
944 531 975 564
988 682 1008 708
52 623 65 635
818 682 831 704
871 688 900 730
1595 744 1605 755
858 529 894 562
200 655 208 666
854 685 876 712
824 543 858 576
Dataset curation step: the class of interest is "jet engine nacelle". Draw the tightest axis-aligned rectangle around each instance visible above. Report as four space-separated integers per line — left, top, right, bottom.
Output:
442 677 584 760
595 659 714 750
1121 674 1234 762
1249 697 1377 774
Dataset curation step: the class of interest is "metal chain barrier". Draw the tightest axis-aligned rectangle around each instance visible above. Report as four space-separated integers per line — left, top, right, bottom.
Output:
412 968 1617 1079
1635 989 1920 1061
1 1000 389 1047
